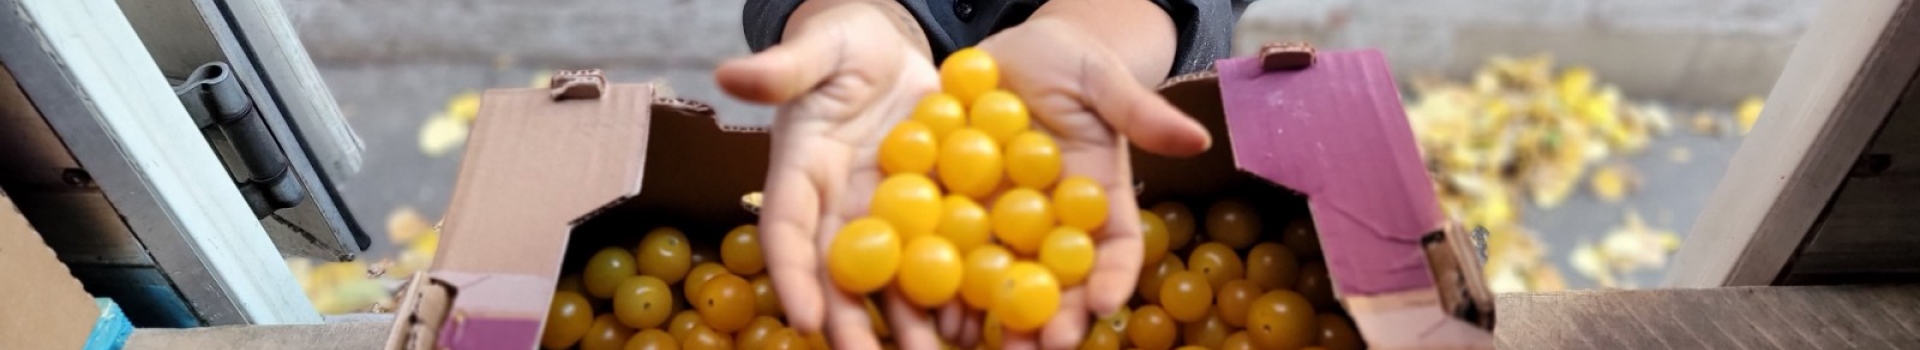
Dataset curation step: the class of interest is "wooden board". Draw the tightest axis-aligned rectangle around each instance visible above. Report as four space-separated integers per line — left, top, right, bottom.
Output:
1497 285 1920 349
0 0 317 325
1666 0 1920 287
125 320 392 350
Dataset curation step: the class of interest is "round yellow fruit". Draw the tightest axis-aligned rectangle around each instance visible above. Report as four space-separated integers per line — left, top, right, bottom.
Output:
827 218 903 293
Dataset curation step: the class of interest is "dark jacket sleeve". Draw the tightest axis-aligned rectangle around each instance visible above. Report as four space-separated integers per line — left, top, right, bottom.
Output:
743 0 1236 76
1150 0 1234 75
743 0 806 53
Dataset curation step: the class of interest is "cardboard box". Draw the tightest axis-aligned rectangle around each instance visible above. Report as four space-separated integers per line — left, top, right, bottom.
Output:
385 71 767 350
390 48 1493 348
1147 49 1495 348
1 190 107 349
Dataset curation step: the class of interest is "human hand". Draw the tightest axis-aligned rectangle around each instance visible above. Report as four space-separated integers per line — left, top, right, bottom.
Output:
933 17 1212 350
713 2 947 349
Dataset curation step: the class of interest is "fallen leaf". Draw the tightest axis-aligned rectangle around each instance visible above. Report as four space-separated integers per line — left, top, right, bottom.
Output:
418 114 468 157
1737 96 1765 134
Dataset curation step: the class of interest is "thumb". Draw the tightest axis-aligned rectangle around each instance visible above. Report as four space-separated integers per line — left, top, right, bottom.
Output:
715 27 843 104
1083 57 1212 157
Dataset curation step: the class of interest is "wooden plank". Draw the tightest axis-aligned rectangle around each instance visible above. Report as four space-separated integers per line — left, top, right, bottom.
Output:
125 320 392 350
1496 285 1920 349
1666 0 1920 287
0 0 317 324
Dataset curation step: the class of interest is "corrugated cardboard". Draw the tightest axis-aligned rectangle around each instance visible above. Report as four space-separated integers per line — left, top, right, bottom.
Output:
1 190 102 349
397 51 1486 348
1148 49 1494 348
386 75 769 349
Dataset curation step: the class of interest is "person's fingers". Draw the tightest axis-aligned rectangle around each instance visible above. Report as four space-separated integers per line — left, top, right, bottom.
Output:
715 25 843 104
826 290 882 350
1086 176 1145 315
936 302 965 341
1040 288 1090 349
1001 328 1040 350
759 169 827 332
1080 55 1211 157
884 290 942 350
958 309 983 349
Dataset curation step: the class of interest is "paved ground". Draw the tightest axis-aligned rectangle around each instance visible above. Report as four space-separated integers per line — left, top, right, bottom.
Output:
285 0 1811 287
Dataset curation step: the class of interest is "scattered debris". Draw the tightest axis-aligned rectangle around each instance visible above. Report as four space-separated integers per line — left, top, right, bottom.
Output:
1588 164 1636 203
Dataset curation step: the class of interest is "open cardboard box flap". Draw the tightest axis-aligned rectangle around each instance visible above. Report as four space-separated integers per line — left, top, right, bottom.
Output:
385 71 769 350
1 190 101 349
1151 49 1494 349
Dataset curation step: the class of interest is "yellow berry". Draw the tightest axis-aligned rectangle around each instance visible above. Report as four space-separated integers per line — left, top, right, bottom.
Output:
734 316 785 350
624 329 675 350
667 310 702 342
993 262 1061 332
880 120 939 175
1216 279 1261 328
1038 227 1095 286
1246 290 1318 349
584 247 637 299
871 173 944 239
612 275 674 329
1188 242 1244 291
898 236 965 307
828 218 902 293
1183 310 1232 349
683 325 733 350
751 274 784 317
636 227 692 284
1246 243 1300 291
1126 305 1177 350
913 93 968 139
683 262 728 302
695 274 755 333
1052 176 1109 231
937 129 1004 199
969 90 1030 143
1137 255 1183 304
936 195 992 252
1159 271 1213 322
1139 210 1170 270
761 329 807 350
961 245 1015 310
541 291 594 349
1206 199 1261 249
1004 131 1061 189
580 314 634 350
1221 331 1255 350
1148 202 1196 249
1317 313 1363 350
992 188 1055 255
940 48 999 104
721 225 765 275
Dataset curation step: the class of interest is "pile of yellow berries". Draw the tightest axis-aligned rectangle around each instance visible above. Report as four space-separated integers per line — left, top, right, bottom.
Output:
1081 198 1362 350
828 47 1105 336
541 226 825 350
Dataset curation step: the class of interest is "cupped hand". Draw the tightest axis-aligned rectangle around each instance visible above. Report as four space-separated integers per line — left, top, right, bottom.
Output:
938 18 1213 350
714 3 947 350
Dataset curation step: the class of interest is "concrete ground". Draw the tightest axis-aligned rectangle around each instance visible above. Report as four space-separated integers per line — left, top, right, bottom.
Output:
283 0 1817 288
